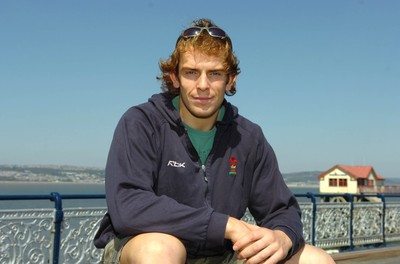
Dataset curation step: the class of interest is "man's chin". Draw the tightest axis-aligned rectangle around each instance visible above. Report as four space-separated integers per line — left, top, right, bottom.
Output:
192 111 218 120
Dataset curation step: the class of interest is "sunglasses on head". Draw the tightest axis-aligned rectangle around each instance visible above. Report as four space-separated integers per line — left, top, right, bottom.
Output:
181 26 228 39
176 26 232 48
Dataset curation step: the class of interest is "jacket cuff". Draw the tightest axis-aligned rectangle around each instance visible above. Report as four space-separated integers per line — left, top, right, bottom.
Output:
206 212 229 250
273 225 305 259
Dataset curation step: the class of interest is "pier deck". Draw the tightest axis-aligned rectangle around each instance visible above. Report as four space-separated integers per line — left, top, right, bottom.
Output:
332 246 400 264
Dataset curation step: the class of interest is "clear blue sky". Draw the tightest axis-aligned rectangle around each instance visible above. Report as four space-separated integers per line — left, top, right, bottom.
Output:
1 0 399 178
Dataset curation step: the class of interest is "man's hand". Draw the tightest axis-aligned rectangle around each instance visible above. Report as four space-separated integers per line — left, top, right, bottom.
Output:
225 217 292 264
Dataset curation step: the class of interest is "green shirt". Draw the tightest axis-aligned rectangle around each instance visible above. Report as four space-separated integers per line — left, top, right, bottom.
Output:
172 96 225 164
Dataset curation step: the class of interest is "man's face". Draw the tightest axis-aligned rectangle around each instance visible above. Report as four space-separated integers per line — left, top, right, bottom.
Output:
170 49 236 130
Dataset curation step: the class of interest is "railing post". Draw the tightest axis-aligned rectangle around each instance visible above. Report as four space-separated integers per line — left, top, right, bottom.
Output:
377 193 386 246
345 193 354 250
306 192 317 246
50 192 63 264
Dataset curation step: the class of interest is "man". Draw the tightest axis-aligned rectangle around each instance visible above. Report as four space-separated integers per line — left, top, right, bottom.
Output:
94 18 335 264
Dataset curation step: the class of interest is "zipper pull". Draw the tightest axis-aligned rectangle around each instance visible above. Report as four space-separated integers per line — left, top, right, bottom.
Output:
202 164 208 182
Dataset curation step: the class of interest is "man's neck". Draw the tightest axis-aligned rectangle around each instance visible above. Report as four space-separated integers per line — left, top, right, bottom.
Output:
171 96 225 131
179 109 219 131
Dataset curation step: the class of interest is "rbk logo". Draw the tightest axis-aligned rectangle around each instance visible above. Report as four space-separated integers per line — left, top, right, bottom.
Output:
167 160 186 168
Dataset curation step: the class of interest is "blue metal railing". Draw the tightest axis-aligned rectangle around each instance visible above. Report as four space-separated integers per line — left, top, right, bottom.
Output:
0 192 399 264
0 192 106 264
294 193 400 250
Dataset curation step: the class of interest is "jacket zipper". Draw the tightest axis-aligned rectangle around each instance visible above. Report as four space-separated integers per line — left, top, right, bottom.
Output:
201 164 208 183
201 163 211 207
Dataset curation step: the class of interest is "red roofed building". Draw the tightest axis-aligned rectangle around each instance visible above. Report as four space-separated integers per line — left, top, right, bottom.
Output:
318 165 386 194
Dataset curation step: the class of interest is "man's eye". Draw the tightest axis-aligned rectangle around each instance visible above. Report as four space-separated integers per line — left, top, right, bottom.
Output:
210 71 225 77
185 70 197 75
209 72 227 79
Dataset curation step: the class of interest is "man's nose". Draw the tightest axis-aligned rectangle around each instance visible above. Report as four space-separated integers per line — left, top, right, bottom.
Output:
197 72 209 90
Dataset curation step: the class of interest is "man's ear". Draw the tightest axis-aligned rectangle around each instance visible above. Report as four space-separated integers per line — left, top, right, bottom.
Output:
170 72 180 89
225 74 237 92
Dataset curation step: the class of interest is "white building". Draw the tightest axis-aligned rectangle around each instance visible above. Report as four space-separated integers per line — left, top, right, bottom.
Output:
318 165 385 194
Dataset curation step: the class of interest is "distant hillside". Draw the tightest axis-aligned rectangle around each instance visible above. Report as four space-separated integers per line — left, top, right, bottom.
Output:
0 164 104 183
281 170 400 187
385 177 400 186
282 171 322 187
0 164 322 185
0 165 399 186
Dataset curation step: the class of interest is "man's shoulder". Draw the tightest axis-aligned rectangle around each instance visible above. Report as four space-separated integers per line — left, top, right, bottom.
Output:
123 93 167 115
122 101 155 119
234 114 264 135
119 93 175 127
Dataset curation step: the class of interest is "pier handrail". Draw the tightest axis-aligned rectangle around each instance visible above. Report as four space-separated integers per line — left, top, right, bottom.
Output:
1 192 399 263
0 193 106 264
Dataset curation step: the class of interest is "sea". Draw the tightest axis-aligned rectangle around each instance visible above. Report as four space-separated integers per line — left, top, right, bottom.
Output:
0 182 106 209
0 182 319 210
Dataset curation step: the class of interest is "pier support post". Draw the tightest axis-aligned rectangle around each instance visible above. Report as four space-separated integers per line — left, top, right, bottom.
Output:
50 192 63 264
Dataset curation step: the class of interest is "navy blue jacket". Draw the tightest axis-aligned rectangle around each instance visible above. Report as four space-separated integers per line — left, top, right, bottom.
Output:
94 93 304 258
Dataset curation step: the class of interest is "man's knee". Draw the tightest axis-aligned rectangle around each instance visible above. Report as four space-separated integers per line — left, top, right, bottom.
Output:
286 244 335 264
120 233 187 264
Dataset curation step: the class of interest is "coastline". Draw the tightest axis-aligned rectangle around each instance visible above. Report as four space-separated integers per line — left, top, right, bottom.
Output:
0 181 104 185
0 181 317 187
286 184 319 188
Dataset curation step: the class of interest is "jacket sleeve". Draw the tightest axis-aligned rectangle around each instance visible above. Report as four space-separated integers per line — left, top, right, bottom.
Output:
104 108 228 248
248 133 305 258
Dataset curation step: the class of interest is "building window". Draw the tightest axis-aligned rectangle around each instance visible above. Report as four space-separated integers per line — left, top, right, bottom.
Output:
329 179 338 187
358 179 366 186
339 178 348 187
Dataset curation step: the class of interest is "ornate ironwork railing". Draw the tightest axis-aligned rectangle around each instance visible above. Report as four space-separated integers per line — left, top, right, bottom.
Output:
359 185 400 194
0 192 399 264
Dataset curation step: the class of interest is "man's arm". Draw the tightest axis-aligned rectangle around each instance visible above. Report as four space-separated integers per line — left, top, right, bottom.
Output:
247 134 304 254
225 217 292 263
